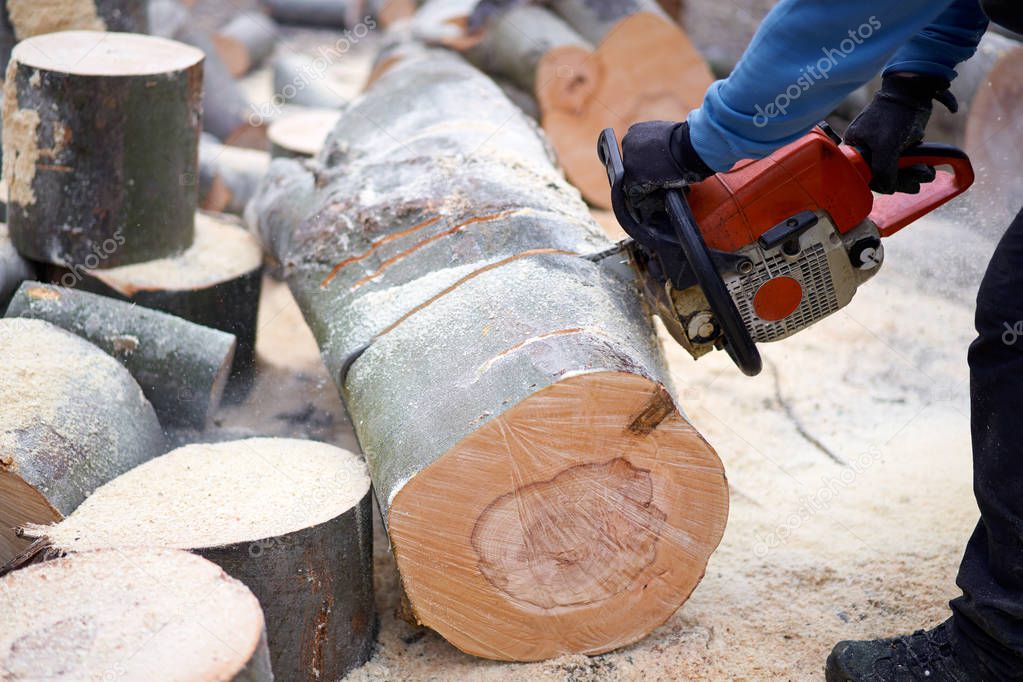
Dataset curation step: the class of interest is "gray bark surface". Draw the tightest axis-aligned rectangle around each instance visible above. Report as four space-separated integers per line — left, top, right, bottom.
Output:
0 318 165 562
5 282 236 429
464 4 590 91
251 46 667 513
550 0 666 44
263 0 348 26
199 495 376 681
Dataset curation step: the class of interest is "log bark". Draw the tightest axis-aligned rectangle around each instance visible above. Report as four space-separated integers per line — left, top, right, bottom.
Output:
5 0 147 40
964 44 1023 228
550 0 667 43
0 548 272 681
0 224 33 312
45 212 264 402
27 438 376 681
267 108 341 158
199 134 272 215
3 31 203 267
213 11 278 78
252 45 727 661
0 317 165 565
261 0 348 27
272 53 349 110
5 281 237 430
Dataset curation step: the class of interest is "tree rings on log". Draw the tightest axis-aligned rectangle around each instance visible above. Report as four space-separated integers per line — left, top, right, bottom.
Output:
56 212 264 400
0 548 272 681
541 11 714 207
27 438 375 681
267 108 341 158
5 281 237 430
0 317 165 565
2 31 203 267
5 0 148 40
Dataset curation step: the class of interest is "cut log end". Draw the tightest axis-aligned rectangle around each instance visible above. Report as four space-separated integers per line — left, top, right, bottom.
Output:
267 108 341 158
0 548 271 681
11 30 203 76
539 12 713 207
0 471 60 565
390 371 728 661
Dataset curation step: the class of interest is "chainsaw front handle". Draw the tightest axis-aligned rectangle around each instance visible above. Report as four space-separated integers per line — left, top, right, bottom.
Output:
846 143 975 237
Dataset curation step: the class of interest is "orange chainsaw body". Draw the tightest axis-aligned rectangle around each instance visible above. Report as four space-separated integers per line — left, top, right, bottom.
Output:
686 126 975 253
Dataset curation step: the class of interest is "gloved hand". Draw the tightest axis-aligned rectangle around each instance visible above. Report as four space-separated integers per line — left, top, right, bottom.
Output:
844 73 957 194
620 121 715 204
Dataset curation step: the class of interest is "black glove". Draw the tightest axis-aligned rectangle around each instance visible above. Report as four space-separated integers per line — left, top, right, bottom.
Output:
844 74 957 194
621 121 715 203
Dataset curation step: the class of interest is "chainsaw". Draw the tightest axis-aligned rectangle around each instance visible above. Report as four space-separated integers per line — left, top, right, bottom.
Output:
591 123 975 376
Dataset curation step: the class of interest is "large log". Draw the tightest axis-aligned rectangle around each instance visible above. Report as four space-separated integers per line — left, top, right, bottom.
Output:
47 212 264 400
3 31 203 267
5 0 147 40
5 282 237 429
251 45 728 661
0 548 272 681
25 438 376 681
0 317 165 565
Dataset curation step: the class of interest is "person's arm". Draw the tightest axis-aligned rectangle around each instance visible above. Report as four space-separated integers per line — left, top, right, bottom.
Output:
687 0 988 172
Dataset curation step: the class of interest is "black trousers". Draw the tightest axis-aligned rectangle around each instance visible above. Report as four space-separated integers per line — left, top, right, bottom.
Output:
951 206 1023 680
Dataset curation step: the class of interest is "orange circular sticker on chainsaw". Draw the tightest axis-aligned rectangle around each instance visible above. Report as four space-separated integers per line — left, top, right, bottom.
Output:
753 276 803 322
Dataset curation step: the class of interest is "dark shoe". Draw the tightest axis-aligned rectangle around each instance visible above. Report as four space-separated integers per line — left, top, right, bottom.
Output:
825 619 988 681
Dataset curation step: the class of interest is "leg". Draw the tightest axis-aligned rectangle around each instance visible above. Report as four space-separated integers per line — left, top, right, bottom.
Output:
826 206 1023 682
950 205 1023 680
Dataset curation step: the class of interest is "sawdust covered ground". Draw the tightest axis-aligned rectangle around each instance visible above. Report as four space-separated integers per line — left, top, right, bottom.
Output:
208 13 1006 681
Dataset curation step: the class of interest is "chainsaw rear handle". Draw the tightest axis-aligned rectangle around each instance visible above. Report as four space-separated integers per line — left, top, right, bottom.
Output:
845 142 975 237
597 127 642 235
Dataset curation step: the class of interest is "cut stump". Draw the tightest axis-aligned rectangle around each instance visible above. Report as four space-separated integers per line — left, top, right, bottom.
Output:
3 31 203 267
0 548 272 681
26 438 375 681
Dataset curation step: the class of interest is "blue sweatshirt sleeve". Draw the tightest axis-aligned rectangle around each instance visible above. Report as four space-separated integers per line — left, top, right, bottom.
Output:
687 0 988 172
